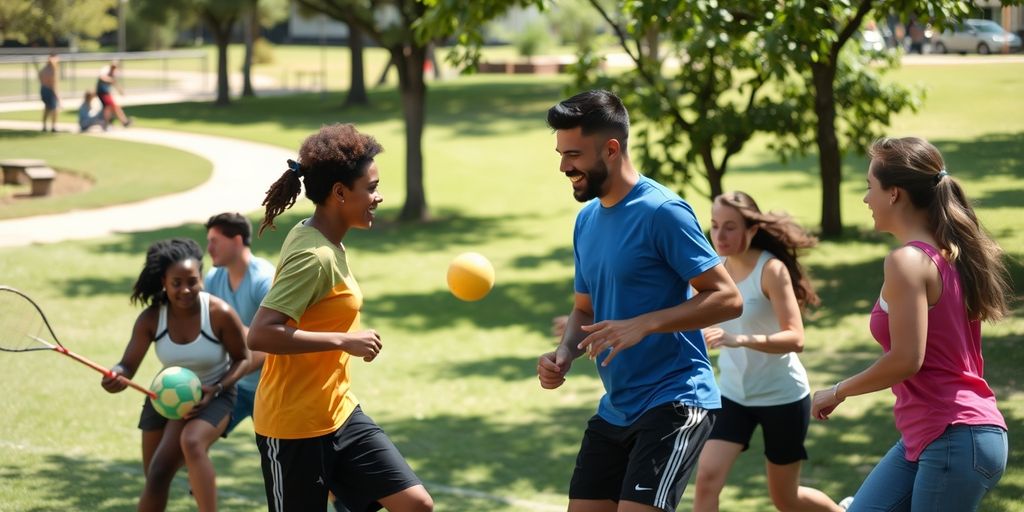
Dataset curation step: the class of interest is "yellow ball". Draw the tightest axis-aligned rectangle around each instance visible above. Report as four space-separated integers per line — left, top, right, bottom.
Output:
446 252 495 301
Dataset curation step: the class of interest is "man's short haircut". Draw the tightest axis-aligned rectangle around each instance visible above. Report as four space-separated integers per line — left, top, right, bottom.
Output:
206 212 252 246
546 89 629 151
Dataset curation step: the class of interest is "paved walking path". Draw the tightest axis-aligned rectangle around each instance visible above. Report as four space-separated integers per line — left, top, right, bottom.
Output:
0 119 293 248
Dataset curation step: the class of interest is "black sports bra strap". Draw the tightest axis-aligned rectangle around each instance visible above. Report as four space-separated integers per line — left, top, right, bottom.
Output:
200 330 221 345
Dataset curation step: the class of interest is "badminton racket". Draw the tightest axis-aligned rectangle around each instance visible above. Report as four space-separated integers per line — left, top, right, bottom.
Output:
0 285 156 399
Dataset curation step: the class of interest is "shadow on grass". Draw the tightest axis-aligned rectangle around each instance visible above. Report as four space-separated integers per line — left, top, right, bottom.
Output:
727 131 1024 192
56 275 136 299
806 257 885 329
508 245 574 270
78 207 547 262
125 78 566 140
367 278 574 336
0 129 52 140
2 454 141 512
4 450 263 512
381 403 594 498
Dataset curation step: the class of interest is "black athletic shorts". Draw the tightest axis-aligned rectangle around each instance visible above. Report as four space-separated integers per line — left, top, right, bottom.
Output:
256 405 422 512
569 401 714 512
138 385 236 435
707 394 810 465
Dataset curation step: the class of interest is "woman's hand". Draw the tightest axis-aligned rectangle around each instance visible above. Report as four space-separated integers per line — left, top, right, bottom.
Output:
341 329 383 362
702 327 738 349
101 365 128 394
185 384 219 420
811 385 844 420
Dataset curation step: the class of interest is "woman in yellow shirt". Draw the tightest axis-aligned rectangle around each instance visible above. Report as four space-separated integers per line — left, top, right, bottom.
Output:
248 124 433 512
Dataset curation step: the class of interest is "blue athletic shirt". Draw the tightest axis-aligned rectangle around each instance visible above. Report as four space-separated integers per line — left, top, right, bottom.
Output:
574 175 722 426
204 255 275 390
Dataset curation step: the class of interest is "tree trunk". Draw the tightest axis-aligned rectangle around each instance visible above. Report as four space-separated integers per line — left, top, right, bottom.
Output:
393 45 429 222
344 25 368 106
242 4 256 97
645 25 659 63
208 17 233 106
699 147 724 199
812 62 842 237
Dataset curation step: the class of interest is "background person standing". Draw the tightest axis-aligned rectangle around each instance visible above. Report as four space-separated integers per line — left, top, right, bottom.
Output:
38 53 60 132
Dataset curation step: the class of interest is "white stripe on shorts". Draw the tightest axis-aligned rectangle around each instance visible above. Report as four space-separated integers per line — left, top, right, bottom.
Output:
654 405 707 509
268 437 284 512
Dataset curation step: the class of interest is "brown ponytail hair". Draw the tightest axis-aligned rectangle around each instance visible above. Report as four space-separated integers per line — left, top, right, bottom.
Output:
715 191 821 309
259 124 383 236
868 136 1011 322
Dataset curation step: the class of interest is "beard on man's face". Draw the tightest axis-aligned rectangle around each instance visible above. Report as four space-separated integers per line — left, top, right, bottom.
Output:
573 158 609 203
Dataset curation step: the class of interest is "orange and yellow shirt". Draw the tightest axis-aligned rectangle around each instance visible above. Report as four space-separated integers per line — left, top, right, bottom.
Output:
253 221 362 439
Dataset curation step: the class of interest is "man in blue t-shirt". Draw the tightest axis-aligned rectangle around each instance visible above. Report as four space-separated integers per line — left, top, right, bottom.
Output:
204 212 275 434
537 90 743 512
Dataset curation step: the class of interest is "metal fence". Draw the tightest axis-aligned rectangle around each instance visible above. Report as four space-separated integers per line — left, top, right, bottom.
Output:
0 50 209 102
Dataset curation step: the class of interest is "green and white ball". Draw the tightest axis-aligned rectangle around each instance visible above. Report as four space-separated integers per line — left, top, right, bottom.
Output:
149 366 202 420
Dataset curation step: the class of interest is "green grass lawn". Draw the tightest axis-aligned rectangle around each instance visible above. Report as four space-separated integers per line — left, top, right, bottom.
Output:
0 129 211 219
0 60 1021 511
0 131 212 219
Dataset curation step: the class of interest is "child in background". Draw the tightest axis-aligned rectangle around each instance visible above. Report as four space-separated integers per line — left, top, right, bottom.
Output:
78 91 106 132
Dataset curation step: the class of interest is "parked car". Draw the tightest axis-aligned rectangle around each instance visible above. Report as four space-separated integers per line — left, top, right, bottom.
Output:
932 19 1022 54
859 27 888 52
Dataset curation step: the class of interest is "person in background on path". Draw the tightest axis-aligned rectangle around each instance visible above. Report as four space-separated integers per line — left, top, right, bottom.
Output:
204 212 275 435
693 191 844 512
537 89 743 512
811 137 1010 511
97 60 132 127
248 124 433 512
102 238 250 512
78 91 106 132
38 53 60 132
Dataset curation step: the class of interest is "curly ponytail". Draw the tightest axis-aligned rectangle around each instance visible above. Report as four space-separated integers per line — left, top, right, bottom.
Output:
258 162 303 236
258 124 383 236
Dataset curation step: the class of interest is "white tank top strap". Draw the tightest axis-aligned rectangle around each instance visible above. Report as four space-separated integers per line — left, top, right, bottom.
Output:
733 250 773 299
156 300 168 340
749 250 773 297
198 292 216 343
155 292 217 344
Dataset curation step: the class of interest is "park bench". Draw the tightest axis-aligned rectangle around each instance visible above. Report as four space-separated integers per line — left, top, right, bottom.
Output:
0 159 57 197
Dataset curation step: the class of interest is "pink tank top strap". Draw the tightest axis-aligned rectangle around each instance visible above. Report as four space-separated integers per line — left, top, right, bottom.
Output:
906 241 949 275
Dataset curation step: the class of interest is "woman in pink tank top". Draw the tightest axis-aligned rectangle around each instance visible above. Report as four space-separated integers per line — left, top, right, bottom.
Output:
810 137 1010 511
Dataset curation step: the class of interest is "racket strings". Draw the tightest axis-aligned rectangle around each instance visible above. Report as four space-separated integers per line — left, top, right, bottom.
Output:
0 289 55 351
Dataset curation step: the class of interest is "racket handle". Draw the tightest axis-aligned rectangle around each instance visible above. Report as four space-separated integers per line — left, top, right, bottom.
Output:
55 346 157 399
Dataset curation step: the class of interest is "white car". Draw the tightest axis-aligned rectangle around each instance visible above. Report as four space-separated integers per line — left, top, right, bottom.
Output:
932 19 1022 54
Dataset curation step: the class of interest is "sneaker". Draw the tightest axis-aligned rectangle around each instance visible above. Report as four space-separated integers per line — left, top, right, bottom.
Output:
124 117 134 128
839 496 854 510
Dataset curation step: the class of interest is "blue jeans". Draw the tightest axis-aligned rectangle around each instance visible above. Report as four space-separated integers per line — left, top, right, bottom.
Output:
850 424 1007 512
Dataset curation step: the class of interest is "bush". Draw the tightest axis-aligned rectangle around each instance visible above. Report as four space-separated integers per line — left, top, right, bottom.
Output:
253 38 275 65
125 10 178 51
515 19 552 60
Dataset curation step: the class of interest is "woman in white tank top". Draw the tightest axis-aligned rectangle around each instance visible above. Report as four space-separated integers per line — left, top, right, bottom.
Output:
693 192 846 511
101 238 249 512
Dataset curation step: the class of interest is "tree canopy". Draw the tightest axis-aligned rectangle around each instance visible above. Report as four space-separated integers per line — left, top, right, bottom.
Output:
0 0 117 48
